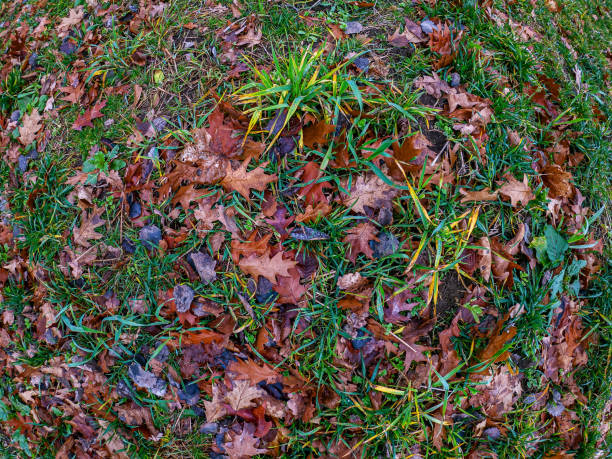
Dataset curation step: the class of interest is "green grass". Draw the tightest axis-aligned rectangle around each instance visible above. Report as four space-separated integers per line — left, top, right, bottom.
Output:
0 0 610 457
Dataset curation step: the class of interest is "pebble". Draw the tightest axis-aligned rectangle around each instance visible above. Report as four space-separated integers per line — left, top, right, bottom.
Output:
174 284 194 313
421 19 438 35
371 232 400 258
345 21 363 34
450 72 461 87
178 382 200 406
139 224 161 249
353 56 370 73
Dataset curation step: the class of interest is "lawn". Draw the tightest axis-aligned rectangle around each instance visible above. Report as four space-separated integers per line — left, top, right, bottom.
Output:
0 0 610 457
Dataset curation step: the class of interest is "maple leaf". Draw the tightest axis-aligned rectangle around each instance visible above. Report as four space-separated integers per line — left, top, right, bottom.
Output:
225 380 264 411
224 425 267 459
238 251 297 284
19 109 43 146
343 222 379 263
341 174 398 214
498 174 535 207
73 211 105 248
221 159 277 200
72 100 107 131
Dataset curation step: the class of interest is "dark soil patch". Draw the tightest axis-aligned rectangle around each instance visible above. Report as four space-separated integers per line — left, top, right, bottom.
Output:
435 270 466 319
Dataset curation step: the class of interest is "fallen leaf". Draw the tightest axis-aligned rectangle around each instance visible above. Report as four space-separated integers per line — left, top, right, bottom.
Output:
228 358 281 384
224 425 267 459
341 174 398 214
221 159 277 200
72 100 106 131
238 251 297 284
73 211 105 248
498 174 535 207
19 109 43 145
343 222 379 263
225 380 264 411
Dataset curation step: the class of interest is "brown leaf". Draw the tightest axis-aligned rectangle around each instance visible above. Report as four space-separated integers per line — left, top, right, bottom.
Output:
231 232 272 264
221 159 277 200
341 174 398 214
204 383 227 422
56 6 84 38
498 174 535 207
225 380 264 411
73 211 105 248
470 366 523 419
72 100 106 131
296 162 332 207
224 425 267 459
19 109 43 145
459 188 499 203
477 237 492 282
414 73 456 98
172 184 206 209
295 202 332 223
343 222 379 263
228 358 281 384
303 121 336 149
388 19 426 46
238 250 297 284
541 164 573 199
337 272 367 292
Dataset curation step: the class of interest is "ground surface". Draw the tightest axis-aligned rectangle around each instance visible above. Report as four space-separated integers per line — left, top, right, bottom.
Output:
0 0 610 458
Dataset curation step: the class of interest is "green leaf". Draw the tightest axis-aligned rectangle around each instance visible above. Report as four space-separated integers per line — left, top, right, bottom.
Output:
530 235 547 264
545 225 568 264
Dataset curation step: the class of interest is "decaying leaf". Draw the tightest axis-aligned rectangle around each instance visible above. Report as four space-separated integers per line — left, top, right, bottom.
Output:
221 159 277 200
341 174 398 214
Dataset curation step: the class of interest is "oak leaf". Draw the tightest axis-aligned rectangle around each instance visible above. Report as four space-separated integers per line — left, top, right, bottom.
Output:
341 174 398 214
221 159 277 200
498 174 535 207
72 100 106 131
296 162 332 206
231 232 272 264
73 211 105 247
388 19 426 46
172 184 206 209
56 6 84 38
303 121 336 149
228 358 281 385
238 251 297 284
414 73 456 98
224 425 267 459
19 109 43 146
343 222 379 263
